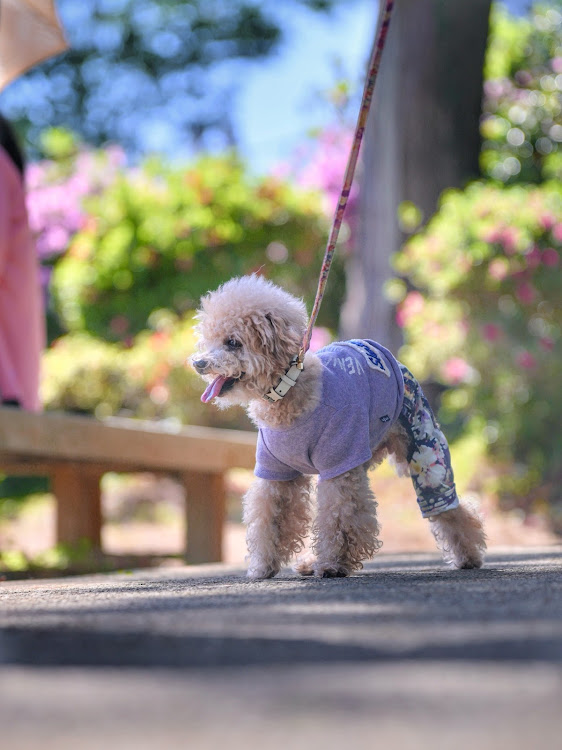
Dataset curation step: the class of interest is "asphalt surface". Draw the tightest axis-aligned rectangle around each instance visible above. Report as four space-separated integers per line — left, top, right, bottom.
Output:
1 546 561 749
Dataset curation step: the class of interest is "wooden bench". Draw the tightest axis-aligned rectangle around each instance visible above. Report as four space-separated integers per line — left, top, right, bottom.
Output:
0 407 257 563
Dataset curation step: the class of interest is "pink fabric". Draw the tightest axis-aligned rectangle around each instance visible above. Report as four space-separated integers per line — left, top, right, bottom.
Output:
0 146 45 411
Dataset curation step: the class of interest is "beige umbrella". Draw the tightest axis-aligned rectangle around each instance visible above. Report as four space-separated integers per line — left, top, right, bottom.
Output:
0 0 68 91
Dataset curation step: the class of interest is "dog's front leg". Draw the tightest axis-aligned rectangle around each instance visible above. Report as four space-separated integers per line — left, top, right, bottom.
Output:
243 475 312 579
313 464 382 578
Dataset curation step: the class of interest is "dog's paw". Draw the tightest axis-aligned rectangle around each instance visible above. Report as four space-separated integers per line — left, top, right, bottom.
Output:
247 565 279 580
314 563 351 578
452 553 484 570
293 555 316 576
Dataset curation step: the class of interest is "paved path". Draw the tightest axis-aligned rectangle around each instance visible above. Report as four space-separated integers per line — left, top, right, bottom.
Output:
1 546 561 749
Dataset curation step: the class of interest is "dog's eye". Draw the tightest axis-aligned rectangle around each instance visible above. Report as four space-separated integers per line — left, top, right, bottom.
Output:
225 338 242 349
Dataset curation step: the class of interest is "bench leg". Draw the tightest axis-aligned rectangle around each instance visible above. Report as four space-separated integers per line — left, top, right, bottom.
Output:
182 471 225 564
51 465 103 550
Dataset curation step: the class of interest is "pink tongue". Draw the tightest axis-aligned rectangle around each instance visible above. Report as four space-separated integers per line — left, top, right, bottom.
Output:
201 375 228 403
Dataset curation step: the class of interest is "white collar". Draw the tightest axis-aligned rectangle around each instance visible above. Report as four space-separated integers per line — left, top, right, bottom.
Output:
262 356 303 403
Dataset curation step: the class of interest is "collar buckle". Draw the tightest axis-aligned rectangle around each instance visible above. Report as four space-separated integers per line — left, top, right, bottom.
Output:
263 355 303 403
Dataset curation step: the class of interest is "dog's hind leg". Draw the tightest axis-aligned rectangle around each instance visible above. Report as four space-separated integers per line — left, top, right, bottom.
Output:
243 475 312 579
429 500 486 569
312 464 382 578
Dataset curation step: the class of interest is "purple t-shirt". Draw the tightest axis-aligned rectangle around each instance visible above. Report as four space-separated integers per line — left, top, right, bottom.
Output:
255 340 405 482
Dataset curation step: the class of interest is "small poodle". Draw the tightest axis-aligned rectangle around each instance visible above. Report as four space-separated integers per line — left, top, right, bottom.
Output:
193 275 486 579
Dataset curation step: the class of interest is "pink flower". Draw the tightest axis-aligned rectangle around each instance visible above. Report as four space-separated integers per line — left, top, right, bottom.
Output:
485 228 503 244
515 282 536 305
540 214 555 231
499 228 519 255
482 323 502 342
309 327 332 352
525 245 542 269
396 291 425 327
486 227 519 255
25 163 45 190
540 337 554 352
488 258 509 281
293 126 355 215
36 225 70 257
442 357 470 385
516 351 537 370
542 248 559 267
553 224 562 243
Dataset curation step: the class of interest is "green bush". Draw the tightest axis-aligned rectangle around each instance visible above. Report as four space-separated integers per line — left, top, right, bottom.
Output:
42 313 252 430
481 3 562 183
393 180 562 511
391 3 562 525
51 152 342 342
40 148 348 430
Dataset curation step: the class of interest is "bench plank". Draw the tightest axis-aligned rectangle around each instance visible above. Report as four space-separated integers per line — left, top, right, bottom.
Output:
52 465 103 550
184 471 226 564
0 407 258 563
0 409 256 472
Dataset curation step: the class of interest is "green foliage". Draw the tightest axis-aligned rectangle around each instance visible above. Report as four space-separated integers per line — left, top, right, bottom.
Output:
394 180 562 509
481 3 562 183
42 314 252 430
0 538 106 576
51 152 340 342
391 3 562 522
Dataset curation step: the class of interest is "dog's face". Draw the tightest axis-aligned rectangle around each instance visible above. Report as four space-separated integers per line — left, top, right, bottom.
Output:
192 275 307 407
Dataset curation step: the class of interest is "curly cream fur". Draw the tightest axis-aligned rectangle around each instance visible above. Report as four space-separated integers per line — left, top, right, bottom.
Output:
194 275 309 409
429 501 487 569
313 464 382 577
193 275 486 578
243 475 312 579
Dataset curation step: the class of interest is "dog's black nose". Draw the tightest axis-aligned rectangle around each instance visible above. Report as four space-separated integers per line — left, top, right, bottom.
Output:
192 358 209 372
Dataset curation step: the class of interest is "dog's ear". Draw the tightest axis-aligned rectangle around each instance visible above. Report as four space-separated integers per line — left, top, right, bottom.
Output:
263 311 301 360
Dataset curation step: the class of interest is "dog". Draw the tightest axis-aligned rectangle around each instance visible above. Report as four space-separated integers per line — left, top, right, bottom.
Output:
193 274 486 579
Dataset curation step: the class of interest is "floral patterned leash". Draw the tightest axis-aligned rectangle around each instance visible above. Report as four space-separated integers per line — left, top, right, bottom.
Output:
298 0 395 365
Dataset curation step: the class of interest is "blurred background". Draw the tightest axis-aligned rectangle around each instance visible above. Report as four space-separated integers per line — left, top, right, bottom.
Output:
0 0 560 574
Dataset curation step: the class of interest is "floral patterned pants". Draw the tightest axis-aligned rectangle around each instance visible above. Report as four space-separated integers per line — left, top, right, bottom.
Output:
398 364 460 518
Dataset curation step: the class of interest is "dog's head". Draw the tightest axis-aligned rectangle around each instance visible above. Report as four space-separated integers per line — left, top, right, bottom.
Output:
192 275 308 407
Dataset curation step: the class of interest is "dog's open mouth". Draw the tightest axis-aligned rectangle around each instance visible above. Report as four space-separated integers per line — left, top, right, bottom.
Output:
201 375 241 403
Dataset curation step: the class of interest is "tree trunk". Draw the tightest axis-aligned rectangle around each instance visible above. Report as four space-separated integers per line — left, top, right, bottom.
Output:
340 0 492 350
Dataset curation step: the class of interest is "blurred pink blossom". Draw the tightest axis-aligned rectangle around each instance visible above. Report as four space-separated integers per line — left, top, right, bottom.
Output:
482 323 502 342
396 291 425 327
516 350 537 369
25 146 124 265
485 226 519 254
484 80 508 98
540 213 555 231
488 258 509 281
542 248 559 267
515 282 536 305
442 357 470 385
291 127 356 215
525 245 542 268
309 327 332 352
539 337 554 352
552 223 562 242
